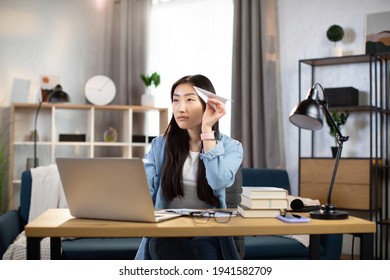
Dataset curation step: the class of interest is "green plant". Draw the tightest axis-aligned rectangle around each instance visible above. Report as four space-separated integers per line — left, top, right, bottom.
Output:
326 25 344 43
0 108 9 214
325 110 349 145
140 72 161 88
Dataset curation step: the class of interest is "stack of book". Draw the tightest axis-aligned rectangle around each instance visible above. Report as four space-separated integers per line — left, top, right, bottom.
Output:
237 187 288 218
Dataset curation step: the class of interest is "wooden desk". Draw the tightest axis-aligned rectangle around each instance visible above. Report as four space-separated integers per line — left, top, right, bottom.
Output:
25 209 376 260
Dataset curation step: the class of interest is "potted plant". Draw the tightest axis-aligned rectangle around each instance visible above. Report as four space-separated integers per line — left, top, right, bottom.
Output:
325 109 349 157
326 24 344 56
140 72 161 106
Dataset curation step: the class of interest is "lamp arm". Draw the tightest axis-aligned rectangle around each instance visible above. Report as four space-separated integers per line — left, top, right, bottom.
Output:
326 140 343 205
33 100 43 168
318 101 345 139
315 83 348 140
318 101 349 205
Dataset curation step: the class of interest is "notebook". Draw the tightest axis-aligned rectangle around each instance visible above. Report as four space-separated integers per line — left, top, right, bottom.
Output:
55 157 181 222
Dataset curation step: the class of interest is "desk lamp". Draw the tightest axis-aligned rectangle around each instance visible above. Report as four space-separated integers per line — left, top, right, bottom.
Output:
34 84 70 167
289 83 349 220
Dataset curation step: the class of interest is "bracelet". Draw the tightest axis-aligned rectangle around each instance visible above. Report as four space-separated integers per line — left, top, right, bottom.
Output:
201 131 215 141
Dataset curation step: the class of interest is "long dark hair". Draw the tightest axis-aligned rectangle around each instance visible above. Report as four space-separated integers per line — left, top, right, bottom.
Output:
161 74 220 207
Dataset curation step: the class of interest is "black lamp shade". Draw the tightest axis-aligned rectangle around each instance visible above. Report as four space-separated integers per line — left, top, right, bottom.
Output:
289 98 323 131
48 85 70 103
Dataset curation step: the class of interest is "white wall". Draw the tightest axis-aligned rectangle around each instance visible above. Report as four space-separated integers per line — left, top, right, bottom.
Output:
0 0 110 106
278 0 390 194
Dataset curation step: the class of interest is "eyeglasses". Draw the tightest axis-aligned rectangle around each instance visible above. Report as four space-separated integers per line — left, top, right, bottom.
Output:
189 210 233 224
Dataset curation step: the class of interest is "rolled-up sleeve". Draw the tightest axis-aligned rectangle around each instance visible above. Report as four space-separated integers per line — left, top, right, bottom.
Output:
200 135 243 190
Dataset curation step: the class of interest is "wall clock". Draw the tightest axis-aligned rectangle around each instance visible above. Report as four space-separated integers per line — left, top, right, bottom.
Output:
84 75 116 105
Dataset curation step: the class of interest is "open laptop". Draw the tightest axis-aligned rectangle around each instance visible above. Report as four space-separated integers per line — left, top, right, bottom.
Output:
56 157 181 222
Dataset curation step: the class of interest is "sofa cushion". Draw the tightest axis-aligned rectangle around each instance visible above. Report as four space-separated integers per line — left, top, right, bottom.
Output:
20 170 33 226
241 168 291 193
0 210 21 258
244 235 324 260
61 237 142 260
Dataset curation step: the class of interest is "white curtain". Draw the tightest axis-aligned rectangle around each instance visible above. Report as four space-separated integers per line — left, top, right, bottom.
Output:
147 0 234 136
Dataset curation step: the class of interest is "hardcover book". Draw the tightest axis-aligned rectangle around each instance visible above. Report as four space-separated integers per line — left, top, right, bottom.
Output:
240 195 288 209
237 204 282 218
241 187 288 199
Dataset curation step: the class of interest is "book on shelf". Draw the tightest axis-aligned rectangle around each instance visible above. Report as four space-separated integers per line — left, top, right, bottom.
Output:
240 195 288 209
237 204 283 218
241 186 288 199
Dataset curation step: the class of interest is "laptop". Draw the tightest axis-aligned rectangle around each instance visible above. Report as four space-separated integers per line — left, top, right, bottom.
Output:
55 157 181 222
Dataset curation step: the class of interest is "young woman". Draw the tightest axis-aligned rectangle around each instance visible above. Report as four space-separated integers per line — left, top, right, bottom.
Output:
135 74 243 260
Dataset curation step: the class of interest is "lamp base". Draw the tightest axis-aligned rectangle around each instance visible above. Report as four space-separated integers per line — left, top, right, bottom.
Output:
309 204 349 220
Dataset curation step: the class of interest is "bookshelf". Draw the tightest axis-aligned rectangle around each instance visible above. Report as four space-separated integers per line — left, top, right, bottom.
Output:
8 103 168 209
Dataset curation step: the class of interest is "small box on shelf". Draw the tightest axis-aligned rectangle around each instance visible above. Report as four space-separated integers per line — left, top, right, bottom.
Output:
59 134 86 142
132 135 157 143
324 87 359 107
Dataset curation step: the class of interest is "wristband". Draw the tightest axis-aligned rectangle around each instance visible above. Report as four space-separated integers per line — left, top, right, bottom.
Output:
201 131 215 141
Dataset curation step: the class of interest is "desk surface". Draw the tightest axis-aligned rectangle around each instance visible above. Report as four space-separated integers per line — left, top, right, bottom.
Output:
25 209 376 238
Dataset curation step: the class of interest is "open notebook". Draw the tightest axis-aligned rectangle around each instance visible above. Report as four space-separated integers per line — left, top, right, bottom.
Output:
56 158 181 222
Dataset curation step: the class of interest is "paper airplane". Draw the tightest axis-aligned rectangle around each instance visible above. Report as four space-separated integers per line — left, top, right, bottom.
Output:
193 86 233 109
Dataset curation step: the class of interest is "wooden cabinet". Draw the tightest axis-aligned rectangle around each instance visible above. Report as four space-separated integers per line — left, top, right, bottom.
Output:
9 103 168 209
300 158 381 210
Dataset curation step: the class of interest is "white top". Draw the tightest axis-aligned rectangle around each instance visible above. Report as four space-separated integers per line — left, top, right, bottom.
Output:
168 151 210 209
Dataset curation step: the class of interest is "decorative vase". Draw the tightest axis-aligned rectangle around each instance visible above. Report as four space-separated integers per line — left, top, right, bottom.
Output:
141 88 155 107
104 127 118 142
330 46 342 57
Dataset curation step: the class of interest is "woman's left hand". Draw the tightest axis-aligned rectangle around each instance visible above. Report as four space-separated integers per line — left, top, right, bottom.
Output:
202 98 226 129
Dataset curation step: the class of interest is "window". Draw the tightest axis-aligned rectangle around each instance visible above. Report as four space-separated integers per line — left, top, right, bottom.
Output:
147 0 234 135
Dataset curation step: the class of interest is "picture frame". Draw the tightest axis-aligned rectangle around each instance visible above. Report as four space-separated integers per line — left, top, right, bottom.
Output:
365 11 390 54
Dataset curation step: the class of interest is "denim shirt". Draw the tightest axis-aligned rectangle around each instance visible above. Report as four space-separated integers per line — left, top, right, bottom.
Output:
135 133 243 260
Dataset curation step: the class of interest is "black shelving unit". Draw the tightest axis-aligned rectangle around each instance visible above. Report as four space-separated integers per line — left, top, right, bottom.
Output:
298 53 389 259
376 52 390 259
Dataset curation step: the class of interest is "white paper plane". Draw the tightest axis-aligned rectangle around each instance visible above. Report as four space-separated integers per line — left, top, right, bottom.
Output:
193 86 233 109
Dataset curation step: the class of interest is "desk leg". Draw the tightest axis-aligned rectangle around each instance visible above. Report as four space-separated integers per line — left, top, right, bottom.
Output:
50 237 62 260
360 233 374 260
27 237 41 260
309 235 321 260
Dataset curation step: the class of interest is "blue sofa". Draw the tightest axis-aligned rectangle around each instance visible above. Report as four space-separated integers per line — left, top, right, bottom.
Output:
241 168 342 260
0 168 342 260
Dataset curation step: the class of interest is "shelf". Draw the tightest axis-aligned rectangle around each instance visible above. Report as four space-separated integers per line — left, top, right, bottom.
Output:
300 52 390 66
9 103 169 210
300 54 373 66
93 142 132 147
11 102 168 111
378 219 390 225
328 105 380 112
55 142 93 146
14 141 52 146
